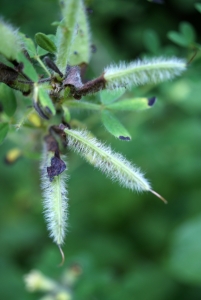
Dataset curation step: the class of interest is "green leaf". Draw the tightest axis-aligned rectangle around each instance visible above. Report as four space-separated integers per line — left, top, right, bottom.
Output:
179 22 196 44
100 89 125 105
0 83 17 117
16 52 38 82
38 86 56 116
65 100 100 110
195 3 201 13
143 29 160 54
106 97 156 111
37 46 48 57
0 20 21 60
101 110 131 141
69 1 91 66
55 0 81 72
37 35 57 57
35 33 57 54
167 31 188 47
166 215 201 284
168 22 195 48
0 122 9 144
62 106 71 123
19 33 37 58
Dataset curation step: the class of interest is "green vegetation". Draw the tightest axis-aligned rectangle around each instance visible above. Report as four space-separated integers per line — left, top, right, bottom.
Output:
0 0 201 299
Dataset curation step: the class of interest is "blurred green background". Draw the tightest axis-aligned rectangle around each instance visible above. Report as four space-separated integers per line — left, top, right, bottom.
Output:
1 0 201 299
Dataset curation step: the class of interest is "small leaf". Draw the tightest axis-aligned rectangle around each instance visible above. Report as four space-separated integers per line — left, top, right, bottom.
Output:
106 97 156 111
37 46 48 57
19 33 37 58
195 3 201 13
100 89 125 105
167 31 188 47
0 122 9 144
143 29 160 54
179 22 196 44
101 110 131 141
35 33 57 54
38 86 56 116
62 106 71 123
17 52 38 82
0 83 17 117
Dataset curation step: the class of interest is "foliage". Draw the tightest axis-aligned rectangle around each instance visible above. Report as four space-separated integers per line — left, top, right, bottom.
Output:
0 0 201 300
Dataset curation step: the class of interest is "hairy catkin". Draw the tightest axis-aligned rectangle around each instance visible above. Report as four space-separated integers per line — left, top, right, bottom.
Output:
40 146 68 246
104 57 186 89
64 128 151 192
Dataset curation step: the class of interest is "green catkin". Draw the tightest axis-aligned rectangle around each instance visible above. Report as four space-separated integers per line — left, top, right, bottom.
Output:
40 146 68 247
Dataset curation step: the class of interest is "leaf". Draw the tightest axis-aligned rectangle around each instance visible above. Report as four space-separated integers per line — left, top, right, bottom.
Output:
65 100 100 110
166 215 201 284
0 83 17 117
37 46 48 57
167 31 188 47
35 33 57 54
16 52 38 82
100 89 125 105
101 110 131 141
0 122 9 144
143 29 160 54
38 86 56 116
0 20 21 60
69 1 91 66
19 33 37 58
179 22 196 44
195 3 201 13
62 106 71 123
106 97 156 111
55 0 81 72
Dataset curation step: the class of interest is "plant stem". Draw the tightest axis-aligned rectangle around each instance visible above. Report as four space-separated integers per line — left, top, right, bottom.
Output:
36 56 51 76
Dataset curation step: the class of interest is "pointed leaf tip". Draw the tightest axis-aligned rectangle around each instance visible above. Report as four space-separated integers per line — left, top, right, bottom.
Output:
148 97 156 106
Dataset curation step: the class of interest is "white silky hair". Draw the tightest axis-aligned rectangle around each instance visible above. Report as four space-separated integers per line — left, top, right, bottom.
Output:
40 147 68 246
104 57 186 89
65 128 151 193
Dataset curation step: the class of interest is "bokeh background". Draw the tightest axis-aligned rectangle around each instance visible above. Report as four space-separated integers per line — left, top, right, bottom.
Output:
1 0 201 299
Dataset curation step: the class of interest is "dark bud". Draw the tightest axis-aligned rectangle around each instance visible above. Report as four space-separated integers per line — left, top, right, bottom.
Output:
148 97 156 106
44 57 63 77
63 65 83 98
86 7 93 14
44 134 59 153
91 44 97 53
47 155 66 181
0 62 19 85
33 101 50 120
119 136 131 141
11 60 24 73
